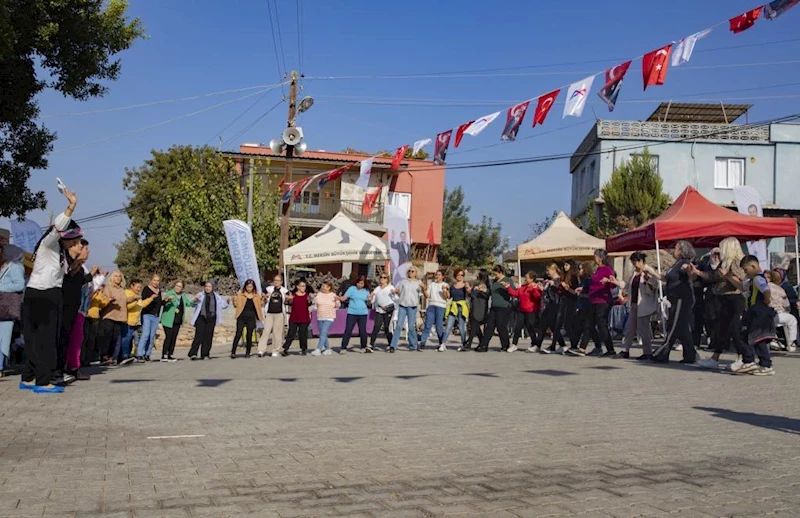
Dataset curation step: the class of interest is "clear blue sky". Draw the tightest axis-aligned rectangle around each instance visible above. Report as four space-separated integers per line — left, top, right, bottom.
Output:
6 0 800 269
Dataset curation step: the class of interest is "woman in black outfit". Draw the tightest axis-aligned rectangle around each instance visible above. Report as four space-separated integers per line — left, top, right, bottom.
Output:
464 269 490 351
560 260 580 348
535 263 568 354
649 240 698 364
231 279 263 358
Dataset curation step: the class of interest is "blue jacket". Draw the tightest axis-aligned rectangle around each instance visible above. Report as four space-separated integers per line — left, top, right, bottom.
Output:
0 261 26 294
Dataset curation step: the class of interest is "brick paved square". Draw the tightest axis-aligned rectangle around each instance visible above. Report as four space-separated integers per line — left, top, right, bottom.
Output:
2 341 800 517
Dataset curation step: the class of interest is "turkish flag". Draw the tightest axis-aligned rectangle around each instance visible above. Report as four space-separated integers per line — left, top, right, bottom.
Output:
391 145 408 170
532 89 561 127
433 130 452 165
730 7 763 33
427 221 435 245
642 44 673 90
455 120 474 148
362 183 382 216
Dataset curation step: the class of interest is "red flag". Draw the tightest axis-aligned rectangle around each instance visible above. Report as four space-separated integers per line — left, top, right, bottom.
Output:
730 7 763 33
318 162 356 190
427 221 435 245
433 130 452 165
597 61 632 112
293 176 313 200
277 177 286 189
532 89 561 127
642 44 672 90
500 101 530 141
391 145 408 170
455 120 475 148
362 183 382 216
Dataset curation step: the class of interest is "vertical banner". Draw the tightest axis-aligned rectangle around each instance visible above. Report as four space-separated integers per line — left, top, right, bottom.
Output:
223 220 262 294
733 186 769 270
10 219 42 253
384 204 412 286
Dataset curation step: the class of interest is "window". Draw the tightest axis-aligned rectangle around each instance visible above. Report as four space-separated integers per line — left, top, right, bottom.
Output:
632 153 659 175
293 190 320 214
714 158 745 189
387 192 412 219
579 166 586 195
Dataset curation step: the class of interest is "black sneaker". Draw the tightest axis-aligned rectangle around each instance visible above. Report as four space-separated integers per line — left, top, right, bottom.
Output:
280 350 289 357
614 351 630 359
190 355 198 361
230 354 236 359
301 350 307 356
601 351 617 358
389 347 395 353
144 356 151 362
588 348 603 357
636 354 652 361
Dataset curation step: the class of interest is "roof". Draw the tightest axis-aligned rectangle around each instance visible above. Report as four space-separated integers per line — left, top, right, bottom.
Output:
517 212 607 261
283 212 389 266
605 186 798 252
227 144 434 168
646 102 751 124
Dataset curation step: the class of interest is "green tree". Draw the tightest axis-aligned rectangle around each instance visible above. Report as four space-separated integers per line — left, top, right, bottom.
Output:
438 186 505 267
0 0 144 217
116 145 292 281
591 148 671 237
376 148 430 160
528 210 559 240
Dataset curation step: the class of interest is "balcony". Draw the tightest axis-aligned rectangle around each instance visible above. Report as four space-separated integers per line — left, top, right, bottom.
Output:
288 197 385 229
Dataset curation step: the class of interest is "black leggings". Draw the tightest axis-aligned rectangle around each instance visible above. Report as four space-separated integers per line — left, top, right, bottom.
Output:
467 317 484 347
231 315 257 355
579 303 614 353
371 311 393 346
341 314 368 349
513 311 538 345
656 296 696 361
283 322 309 351
21 287 62 386
163 324 181 358
714 295 745 356
560 297 578 348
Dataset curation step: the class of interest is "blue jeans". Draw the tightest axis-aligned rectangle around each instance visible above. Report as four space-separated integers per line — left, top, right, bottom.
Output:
442 312 467 346
317 319 333 350
390 305 418 350
119 324 132 361
419 306 446 346
138 314 159 358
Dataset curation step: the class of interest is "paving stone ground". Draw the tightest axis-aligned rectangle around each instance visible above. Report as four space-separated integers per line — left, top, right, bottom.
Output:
2 337 800 517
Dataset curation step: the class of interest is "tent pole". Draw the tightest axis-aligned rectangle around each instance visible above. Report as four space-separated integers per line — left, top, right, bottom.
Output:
655 240 666 338
795 234 800 290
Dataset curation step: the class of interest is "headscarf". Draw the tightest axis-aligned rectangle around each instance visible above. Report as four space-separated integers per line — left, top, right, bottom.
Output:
775 268 788 285
92 275 106 292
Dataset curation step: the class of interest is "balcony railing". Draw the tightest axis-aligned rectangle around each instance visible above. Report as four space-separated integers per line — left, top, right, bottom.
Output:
289 198 385 226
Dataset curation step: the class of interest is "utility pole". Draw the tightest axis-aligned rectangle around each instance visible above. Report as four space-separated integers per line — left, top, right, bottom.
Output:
246 157 255 226
278 70 299 270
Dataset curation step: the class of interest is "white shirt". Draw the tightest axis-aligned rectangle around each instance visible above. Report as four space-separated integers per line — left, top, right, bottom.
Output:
427 281 449 308
372 285 396 313
26 212 70 291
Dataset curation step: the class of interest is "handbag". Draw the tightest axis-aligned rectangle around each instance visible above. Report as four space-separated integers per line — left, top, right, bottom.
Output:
381 303 395 313
0 265 23 322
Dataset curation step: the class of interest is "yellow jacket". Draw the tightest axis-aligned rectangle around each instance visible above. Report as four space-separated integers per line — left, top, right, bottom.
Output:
87 290 111 320
445 300 469 320
126 289 155 326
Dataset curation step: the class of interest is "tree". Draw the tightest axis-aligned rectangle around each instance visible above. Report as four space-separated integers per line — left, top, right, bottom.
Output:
590 148 671 237
376 148 430 160
116 145 293 281
438 186 505 267
0 0 144 217
528 210 559 240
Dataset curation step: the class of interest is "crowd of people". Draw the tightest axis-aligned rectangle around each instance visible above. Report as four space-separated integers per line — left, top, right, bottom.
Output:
1 191 791 393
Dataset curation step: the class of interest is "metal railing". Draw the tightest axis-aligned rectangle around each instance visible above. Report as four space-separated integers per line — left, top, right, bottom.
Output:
289 198 385 225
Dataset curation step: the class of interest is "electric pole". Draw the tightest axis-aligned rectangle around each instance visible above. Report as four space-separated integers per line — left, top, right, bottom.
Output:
246 157 254 227
278 71 299 270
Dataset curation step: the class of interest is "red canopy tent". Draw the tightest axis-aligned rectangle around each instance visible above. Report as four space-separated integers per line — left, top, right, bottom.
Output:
606 186 798 253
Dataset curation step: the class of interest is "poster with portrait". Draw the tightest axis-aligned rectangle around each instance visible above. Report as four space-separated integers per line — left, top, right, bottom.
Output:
733 186 769 271
384 204 412 286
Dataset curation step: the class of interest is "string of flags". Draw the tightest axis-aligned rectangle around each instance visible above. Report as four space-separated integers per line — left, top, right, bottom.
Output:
281 0 797 208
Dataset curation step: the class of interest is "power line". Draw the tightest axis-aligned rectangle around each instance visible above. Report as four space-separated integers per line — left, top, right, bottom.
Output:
266 0 288 95
204 84 282 145
269 0 289 77
53 88 274 154
222 99 285 149
296 0 305 73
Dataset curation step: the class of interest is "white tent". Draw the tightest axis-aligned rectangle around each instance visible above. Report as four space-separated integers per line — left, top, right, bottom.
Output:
283 212 390 266
517 212 605 262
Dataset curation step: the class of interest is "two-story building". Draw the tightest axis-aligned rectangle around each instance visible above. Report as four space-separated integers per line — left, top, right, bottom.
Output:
223 144 446 278
570 102 800 258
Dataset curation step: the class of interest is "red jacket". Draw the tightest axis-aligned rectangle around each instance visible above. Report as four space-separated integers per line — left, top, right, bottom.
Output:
506 283 542 313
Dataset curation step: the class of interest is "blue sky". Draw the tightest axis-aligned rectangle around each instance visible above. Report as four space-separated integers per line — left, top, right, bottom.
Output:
6 0 800 269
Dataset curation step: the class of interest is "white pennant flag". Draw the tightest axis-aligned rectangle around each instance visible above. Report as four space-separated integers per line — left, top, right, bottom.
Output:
672 28 711 67
563 75 595 118
355 157 374 191
464 111 501 137
412 138 431 155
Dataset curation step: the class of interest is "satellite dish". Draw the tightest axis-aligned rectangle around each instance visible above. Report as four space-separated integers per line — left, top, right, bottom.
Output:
269 139 285 154
294 141 308 156
282 126 304 146
298 96 315 113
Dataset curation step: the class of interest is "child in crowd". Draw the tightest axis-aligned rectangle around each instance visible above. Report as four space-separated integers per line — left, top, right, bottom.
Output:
312 282 339 356
282 279 312 356
729 255 776 375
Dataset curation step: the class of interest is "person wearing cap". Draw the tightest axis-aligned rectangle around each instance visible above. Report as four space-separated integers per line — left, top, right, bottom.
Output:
20 188 84 393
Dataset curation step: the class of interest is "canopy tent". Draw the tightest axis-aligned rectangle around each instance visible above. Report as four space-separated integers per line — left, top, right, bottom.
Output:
517 212 606 262
283 212 390 267
606 186 798 252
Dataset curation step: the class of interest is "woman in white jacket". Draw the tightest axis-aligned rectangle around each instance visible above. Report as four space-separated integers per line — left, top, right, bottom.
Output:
257 274 290 358
610 252 659 360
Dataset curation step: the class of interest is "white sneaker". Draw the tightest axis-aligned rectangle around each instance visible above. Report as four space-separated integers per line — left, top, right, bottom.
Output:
322 349 332 356
310 349 322 356
752 366 775 376
270 352 279 358
257 352 264 358
697 358 720 370
673 344 683 351
438 344 446 352
555 346 566 355
731 361 759 375
527 346 540 353
788 344 797 352
728 359 743 372
339 349 348 355
769 341 783 351
507 345 518 353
